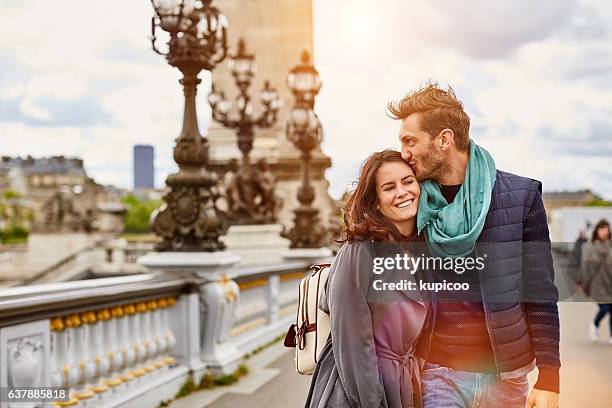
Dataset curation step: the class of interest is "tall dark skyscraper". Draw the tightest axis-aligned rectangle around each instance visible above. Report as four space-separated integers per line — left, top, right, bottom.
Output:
133 145 154 189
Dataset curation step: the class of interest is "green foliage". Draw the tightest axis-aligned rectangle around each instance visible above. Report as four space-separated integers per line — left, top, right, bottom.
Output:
244 333 286 359
2 190 20 200
199 372 215 389
236 364 249 376
585 199 612 207
174 364 250 400
175 377 197 399
213 374 239 386
0 190 30 244
121 195 162 233
0 225 29 244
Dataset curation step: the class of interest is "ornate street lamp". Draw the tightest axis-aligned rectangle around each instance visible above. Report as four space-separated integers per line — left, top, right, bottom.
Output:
283 51 327 248
208 38 282 225
149 0 229 251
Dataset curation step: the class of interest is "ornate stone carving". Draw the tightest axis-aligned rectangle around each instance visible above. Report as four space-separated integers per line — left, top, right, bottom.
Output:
223 158 281 225
198 274 242 375
7 336 44 388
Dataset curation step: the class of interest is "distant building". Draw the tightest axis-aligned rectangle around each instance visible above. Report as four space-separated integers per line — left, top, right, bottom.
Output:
0 155 125 234
543 189 599 222
133 145 155 189
0 156 88 205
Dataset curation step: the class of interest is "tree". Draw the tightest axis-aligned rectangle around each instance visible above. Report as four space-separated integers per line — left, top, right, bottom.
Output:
0 190 31 244
121 195 162 234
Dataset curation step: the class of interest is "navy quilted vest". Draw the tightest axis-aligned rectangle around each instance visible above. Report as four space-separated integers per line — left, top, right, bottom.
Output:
476 170 543 377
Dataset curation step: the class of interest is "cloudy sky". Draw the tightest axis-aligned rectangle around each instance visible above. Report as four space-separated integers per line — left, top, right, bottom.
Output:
2 0 612 199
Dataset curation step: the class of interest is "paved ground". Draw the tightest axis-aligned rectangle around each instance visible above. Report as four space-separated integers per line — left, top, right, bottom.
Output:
171 301 612 408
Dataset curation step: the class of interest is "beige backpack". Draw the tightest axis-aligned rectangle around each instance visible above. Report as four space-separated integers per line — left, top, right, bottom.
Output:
284 263 331 375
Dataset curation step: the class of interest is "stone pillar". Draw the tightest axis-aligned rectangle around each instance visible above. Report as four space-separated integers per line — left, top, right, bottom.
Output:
0 320 50 407
138 251 243 377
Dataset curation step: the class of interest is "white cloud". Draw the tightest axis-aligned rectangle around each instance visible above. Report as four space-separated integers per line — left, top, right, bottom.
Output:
19 98 51 121
0 84 24 101
26 72 88 101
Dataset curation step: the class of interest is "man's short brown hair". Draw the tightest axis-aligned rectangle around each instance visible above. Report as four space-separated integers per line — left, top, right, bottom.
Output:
387 83 470 152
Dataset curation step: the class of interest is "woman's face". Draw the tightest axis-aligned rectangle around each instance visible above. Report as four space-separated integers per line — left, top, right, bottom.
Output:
375 161 420 234
596 225 610 242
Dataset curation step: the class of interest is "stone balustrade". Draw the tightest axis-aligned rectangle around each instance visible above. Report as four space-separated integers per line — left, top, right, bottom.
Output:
45 298 177 406
0 256 327 408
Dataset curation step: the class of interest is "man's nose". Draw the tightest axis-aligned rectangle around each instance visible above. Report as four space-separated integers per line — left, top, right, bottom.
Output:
401 148 412 162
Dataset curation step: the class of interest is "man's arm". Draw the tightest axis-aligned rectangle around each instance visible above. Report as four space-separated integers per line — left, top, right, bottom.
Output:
522 185 561 394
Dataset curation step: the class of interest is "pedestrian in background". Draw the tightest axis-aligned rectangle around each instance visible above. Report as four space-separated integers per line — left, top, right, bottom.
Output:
573 230 588 267
580 219 612 343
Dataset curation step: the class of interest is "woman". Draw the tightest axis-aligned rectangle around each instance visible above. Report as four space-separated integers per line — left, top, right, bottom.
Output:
305 150 430 408
580 219 612 344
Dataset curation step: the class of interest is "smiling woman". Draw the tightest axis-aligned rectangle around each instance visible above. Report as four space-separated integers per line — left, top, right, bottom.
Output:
375 160 420 237
339 149 422 243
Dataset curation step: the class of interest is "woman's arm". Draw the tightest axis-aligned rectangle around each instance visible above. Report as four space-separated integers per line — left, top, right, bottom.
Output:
329 242 386 408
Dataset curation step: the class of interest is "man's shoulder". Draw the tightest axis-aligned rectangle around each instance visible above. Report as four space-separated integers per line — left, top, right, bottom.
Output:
495 170 542 194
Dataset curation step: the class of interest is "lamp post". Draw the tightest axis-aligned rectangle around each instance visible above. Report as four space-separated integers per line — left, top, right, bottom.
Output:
150 0 229 251
208 38 282 225
145 1 244 377
283 51 327 248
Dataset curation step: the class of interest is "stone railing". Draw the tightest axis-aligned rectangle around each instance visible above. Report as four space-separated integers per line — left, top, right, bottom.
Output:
103 241 154 266
0 256 324 408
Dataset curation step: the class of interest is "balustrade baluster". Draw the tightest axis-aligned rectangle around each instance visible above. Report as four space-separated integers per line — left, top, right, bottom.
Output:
146 299 166 369
136 301 157 373
112 306 136 382
122 304 145 380
50 317 79 407
161 296 177 365
82 311 109 398
65 314 95 402
97 308 123 391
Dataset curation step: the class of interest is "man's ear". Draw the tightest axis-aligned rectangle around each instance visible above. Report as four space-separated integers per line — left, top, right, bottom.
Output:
438 128 454 151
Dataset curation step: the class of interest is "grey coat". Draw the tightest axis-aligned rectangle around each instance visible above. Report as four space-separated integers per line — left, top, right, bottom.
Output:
579 242 612 302
305 241 429 408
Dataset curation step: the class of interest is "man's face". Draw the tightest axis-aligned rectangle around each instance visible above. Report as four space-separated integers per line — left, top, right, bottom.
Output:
398 113 445 182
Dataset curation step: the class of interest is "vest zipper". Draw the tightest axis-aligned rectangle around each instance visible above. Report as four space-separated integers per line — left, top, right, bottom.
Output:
476 246 502 376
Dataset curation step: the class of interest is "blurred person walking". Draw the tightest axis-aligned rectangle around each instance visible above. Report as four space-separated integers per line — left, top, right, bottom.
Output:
579 219 612 343
573 230 588 267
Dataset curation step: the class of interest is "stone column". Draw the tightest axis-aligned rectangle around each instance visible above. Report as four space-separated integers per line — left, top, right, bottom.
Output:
0 320 50 407
139 251 243 376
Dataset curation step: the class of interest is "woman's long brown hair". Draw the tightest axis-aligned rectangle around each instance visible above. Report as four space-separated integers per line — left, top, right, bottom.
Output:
592 219 610 242
339 149 422 243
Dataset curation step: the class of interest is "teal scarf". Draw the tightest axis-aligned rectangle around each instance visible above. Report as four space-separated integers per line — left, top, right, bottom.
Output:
417 140 496 257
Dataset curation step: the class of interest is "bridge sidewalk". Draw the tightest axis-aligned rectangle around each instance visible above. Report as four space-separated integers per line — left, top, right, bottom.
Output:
170 302 612 408
167 339 310 408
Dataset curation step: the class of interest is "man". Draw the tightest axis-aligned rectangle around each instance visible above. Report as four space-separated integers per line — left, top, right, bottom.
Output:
389 83 560 408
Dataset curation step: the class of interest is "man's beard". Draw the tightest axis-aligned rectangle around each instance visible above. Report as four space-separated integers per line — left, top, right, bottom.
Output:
414 149 446 182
